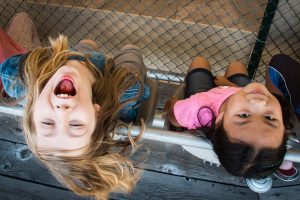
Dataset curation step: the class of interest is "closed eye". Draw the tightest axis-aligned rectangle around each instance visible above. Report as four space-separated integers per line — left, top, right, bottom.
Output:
69 120 85 128
70 124 83 127
42 122 55 126
69 123 84 130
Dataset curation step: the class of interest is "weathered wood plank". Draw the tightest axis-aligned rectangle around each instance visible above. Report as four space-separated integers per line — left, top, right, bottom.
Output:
0 175 86 200
132 139 247 186
111 170 259 200
0 140 60 187
0 138 258 200
0 170 259 200
259 185 300 200
0 113 24 143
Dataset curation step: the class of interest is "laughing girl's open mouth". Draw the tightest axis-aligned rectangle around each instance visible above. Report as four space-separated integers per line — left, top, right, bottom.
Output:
54 79 77 97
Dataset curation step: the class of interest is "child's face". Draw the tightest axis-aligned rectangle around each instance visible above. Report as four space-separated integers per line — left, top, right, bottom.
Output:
221 83 284 149
33 60 100 155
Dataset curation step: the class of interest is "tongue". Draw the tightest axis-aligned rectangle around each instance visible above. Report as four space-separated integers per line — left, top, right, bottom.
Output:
55 79 76 95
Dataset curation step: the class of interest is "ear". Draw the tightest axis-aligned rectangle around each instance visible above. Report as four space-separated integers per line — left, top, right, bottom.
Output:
94 104 101 113
216 112 224 124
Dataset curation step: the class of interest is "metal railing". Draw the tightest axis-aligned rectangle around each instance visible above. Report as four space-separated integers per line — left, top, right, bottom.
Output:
1 105 299 165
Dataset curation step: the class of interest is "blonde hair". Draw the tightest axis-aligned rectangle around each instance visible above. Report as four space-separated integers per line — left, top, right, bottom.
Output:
22 35 144 199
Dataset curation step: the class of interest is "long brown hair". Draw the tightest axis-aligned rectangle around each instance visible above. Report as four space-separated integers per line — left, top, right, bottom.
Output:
22 35 144 199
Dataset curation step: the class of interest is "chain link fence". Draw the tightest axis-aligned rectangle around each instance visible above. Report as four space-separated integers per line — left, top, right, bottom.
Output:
0 0 299 83
255 0 300 82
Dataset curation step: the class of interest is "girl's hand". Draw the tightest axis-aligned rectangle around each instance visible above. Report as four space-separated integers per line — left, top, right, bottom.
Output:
214 75 238 87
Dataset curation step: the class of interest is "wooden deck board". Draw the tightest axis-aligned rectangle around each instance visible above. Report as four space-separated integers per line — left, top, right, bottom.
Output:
0 113 25 143
0 171 259 200
0 136 259 199
131 139 246 186
0 139 61 187
259 185 300 200
111 170 259 200
0 175 86 200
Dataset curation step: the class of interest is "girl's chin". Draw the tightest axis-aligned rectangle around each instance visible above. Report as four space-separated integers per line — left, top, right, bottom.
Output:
244 83 268 92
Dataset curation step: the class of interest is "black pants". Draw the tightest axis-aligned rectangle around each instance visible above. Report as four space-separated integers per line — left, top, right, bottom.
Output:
185 68 251 98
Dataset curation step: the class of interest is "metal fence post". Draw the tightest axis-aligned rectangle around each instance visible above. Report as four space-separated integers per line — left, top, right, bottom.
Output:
247 0 279 79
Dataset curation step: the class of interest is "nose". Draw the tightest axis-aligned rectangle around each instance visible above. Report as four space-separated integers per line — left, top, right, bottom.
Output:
55 104 70 109
248 98 267 107
53 100 74 111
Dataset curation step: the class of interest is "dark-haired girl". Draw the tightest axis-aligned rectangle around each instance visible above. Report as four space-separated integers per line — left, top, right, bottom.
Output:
165 56 292 179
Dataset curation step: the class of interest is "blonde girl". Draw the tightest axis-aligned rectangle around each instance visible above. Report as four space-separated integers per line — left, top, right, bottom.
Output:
0 34 150 199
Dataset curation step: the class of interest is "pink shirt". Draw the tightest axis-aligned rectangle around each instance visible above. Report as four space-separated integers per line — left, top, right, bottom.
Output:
174 86 241 129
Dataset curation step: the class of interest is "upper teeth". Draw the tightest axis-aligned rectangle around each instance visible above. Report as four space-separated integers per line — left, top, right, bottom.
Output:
57 94 71 98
